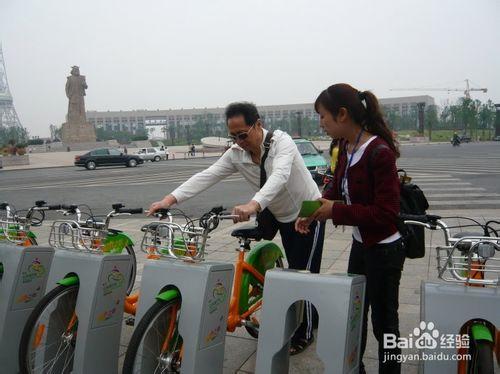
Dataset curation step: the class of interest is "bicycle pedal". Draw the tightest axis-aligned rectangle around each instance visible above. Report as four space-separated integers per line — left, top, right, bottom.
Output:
125 317 135 326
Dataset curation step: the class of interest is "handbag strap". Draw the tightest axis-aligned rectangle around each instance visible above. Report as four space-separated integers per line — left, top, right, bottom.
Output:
260 130 274 188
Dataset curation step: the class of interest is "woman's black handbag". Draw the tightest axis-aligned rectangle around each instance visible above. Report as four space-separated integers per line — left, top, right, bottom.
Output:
256 131 280 240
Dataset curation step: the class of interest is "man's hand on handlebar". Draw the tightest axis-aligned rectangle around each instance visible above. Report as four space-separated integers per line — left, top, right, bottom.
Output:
147 195 177 217
231 200 261 223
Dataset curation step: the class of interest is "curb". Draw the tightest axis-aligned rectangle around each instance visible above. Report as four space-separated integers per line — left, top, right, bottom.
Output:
0 154 222 172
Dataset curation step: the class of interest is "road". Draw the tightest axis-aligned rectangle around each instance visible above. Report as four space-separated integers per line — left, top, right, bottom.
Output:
1 142 499 217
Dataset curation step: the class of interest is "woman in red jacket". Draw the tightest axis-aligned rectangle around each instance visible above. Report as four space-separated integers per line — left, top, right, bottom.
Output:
296 83 404 374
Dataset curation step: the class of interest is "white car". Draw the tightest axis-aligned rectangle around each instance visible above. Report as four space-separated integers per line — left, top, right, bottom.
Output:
135 147 167 162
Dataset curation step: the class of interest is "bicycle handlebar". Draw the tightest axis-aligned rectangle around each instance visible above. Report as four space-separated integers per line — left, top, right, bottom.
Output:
399 213 442 223
116 208 143 215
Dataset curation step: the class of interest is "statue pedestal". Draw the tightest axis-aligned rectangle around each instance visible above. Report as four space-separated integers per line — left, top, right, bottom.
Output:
61 121 96 144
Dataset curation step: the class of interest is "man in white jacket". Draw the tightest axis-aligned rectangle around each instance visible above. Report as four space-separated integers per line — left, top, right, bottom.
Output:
148 102 325 354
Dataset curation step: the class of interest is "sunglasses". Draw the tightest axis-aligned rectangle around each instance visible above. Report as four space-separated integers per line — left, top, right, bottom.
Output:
228 124 255 142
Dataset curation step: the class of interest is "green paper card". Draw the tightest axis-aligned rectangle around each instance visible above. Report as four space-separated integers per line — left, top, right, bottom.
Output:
298 200 322 217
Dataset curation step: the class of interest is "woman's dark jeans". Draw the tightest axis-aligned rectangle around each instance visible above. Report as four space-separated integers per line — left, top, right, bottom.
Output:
348 238 405 374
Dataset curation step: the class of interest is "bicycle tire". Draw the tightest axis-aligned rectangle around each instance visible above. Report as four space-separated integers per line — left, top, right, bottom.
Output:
123 298 182 374
125 244 137 295
19 284 79 374
469 340 495 374
244 257 284 339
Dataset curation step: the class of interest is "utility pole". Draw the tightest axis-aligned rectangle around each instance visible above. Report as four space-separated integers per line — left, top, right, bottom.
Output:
295 111 303 137
417 103 425 135
428 116 432 142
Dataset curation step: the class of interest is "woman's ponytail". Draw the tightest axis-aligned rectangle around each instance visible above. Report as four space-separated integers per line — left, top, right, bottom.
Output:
362 91 400 158
315 84 400 158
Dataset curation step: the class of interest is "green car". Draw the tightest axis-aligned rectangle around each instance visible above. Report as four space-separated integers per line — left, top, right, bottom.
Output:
293 138 328 184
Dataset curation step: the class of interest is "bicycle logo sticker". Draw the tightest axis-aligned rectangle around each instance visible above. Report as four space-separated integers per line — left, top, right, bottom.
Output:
97 300 120 321
16 286 41 304
102 266 125 296
205 315 224 343
208 280 227 314
349 291 362 332
22 258 46 283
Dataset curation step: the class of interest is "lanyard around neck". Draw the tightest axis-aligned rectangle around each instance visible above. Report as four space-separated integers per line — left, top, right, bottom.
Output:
341 129 364 200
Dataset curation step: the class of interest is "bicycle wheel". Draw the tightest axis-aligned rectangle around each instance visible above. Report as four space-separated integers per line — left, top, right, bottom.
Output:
125 244 137 295
19 284 79 374
123 298 182 374
469 340 495 374
244 257 284 338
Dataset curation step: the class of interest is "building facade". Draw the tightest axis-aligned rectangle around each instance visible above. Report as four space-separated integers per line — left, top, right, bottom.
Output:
86 95 435 139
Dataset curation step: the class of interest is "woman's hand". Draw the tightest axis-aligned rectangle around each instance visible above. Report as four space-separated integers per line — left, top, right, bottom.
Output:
308 198 334 221
295 217 312 234
294 198 335 234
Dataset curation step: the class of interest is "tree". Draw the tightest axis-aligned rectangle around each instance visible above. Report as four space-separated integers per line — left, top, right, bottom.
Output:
161 126 168 140
477 100 496 139
169 124 176 145
425 105 439 141
0 125 29 147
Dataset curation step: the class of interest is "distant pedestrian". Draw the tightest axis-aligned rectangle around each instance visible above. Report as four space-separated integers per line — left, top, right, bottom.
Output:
124 146 128 155
190 144 196 156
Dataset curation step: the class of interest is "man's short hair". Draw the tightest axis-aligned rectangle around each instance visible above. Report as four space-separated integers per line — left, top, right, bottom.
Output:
225 102 260 126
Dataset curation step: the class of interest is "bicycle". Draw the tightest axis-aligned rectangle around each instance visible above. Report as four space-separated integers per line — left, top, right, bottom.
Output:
17 203 143 374
122 206 285 374
401 213 500 373
0 200 57 246
0 201 63 280
52 203 140 295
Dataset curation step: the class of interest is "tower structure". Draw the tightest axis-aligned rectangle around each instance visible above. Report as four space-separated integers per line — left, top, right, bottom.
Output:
0 45 22 129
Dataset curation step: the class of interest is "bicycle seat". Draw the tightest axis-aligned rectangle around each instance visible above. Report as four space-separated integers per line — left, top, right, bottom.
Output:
231 225 263 241
108 228 123 235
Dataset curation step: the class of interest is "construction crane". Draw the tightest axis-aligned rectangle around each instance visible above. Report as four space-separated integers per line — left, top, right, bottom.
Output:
390 79 487 99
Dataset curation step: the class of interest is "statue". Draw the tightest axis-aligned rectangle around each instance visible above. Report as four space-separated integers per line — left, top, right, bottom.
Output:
61 66 96 144
65 66 88 123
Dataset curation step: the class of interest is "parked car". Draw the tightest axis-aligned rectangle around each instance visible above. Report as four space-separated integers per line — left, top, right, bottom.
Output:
293 138 328 184
135 147 167 162
74 148 144 170
493 135 500 141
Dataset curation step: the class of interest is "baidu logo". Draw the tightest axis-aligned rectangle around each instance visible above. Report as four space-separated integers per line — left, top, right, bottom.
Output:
384 321 440 349
413 321 439 349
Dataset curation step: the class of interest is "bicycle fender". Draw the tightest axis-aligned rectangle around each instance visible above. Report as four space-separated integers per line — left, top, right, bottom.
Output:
471 324 494 343
156 289 180 302
245 241 284 275
103 232 134 254
57 275 79 287
239 241 284 313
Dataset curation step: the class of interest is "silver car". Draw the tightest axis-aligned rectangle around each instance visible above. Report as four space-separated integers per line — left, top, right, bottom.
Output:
136 147 167 162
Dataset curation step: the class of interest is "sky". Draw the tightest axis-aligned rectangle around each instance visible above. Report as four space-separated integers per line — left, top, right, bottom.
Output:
1 0 499 137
